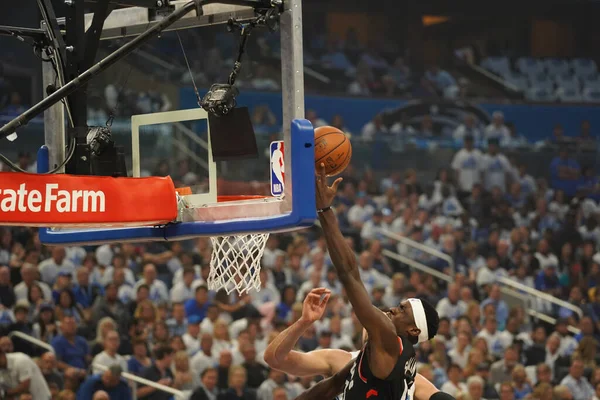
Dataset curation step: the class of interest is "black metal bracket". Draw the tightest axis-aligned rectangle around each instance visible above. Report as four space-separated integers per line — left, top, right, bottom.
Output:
38 0 68 64
0 26 49 45
84 1 115 70
0 0 282 141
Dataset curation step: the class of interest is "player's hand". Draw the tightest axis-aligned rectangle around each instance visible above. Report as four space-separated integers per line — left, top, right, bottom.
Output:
301 287 331 323
316 163 342 210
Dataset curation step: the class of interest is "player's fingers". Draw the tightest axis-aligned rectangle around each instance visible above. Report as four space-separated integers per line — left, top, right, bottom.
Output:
319 163 328 183
310 287 329 295
331 177 343 191
320 293 331 305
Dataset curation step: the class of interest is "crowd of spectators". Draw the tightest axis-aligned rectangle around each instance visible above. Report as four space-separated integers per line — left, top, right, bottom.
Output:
0 140 599 400
0 64 30 120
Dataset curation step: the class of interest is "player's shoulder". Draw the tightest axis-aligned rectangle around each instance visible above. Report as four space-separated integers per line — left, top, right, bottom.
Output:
349 350 360 359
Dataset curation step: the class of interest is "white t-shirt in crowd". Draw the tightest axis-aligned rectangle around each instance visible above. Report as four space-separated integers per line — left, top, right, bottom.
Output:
476 329 504 356
441 381 468 397
37 258 76 285
435 298 467 321
481 153 512 192
0 352 51 399
92 351 128 374
451 148 484 192
14 281 52 302
133 279 169 303
347 204 375 226
485 124 510 141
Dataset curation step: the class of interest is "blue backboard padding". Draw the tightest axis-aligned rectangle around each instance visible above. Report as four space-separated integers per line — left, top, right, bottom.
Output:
39 119 316 245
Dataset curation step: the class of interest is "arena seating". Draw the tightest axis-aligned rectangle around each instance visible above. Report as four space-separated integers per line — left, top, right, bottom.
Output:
481 56 600 103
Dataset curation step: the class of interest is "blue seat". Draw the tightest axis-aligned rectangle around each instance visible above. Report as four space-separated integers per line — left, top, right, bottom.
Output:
571 58 598 78
582 87 600 103
528 72 554 91
544 58 570 76
481 56 511 76
555 87 582 103
526 87 557 102
517 57 544 76
503 73 528 91
554 73 579 91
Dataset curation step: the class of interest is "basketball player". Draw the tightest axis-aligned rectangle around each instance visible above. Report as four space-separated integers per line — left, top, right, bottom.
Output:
264 288 440 400
292 165 442 399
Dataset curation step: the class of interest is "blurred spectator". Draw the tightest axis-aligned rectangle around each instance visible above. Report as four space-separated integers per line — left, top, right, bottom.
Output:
550 148 581 197
14 264 52 302
172 350 200 391
560 359 594 400
320 42 354 71
138 345 175 400
453 114 483 143
51 315 89 381
76 365 131 400
251 66 280 91
502 122 529 148
361 114 389 140
128 338 152 376
451 136 484 199
485 111 511 141
490 346 520 385
425 65 458 94
578 120 595 143
440 363 467 396
39 352 64 391
190 368 219 400
0 350 51 398
219 365 256 400
91 330 127 374
481 139 512 193
436 283 467 322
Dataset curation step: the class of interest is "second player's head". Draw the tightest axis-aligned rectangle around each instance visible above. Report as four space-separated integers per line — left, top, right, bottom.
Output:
387 298 439 345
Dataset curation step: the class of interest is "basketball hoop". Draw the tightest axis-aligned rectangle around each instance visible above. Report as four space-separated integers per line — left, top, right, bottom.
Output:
209 233 269 294
206 195 271 294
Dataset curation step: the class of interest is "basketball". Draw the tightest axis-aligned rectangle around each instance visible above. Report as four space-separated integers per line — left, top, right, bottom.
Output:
314 126 352 176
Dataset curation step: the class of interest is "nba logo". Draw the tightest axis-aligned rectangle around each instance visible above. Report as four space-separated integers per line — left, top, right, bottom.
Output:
270 141 285 197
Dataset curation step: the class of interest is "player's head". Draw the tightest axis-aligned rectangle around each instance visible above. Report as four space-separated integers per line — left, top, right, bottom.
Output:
387 298 439 345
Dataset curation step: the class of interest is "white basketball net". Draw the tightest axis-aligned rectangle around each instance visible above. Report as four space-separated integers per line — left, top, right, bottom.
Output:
208 233 270 294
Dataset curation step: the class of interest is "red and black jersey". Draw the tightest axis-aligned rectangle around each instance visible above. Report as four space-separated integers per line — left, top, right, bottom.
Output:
339 336 417 400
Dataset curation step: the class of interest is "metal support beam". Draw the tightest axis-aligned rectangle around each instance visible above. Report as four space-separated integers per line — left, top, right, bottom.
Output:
84 0 114 68
279 0 304 211
0 0 201 140
82 0 261 40
42 38 66 172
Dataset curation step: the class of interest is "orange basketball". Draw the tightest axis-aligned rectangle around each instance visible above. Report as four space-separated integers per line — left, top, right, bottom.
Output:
314 126 352 176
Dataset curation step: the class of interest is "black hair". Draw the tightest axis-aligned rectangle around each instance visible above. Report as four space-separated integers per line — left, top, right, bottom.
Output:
201 367 217 378
447 363 461 373
420 298 439 341
154 344 174 360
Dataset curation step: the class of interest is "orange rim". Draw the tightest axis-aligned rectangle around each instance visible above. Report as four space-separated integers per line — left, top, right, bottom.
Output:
217 195 270 203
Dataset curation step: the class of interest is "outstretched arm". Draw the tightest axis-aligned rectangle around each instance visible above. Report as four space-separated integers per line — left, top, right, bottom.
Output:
414 374 439 400
316 165 399 379
264 288 351 377
293 358 353 400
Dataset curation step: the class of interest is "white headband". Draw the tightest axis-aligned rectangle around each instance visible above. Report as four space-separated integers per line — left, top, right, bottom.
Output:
408 298 429 344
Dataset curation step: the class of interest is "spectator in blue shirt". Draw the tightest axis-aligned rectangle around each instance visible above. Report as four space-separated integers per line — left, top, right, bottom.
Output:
480 284 509 329
425 65 457 92
127 338 152 376
77 365 131 400
72 268 103 309
185 285 210 320
51 316 90 377
534 264 561 296
550 148 581 197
